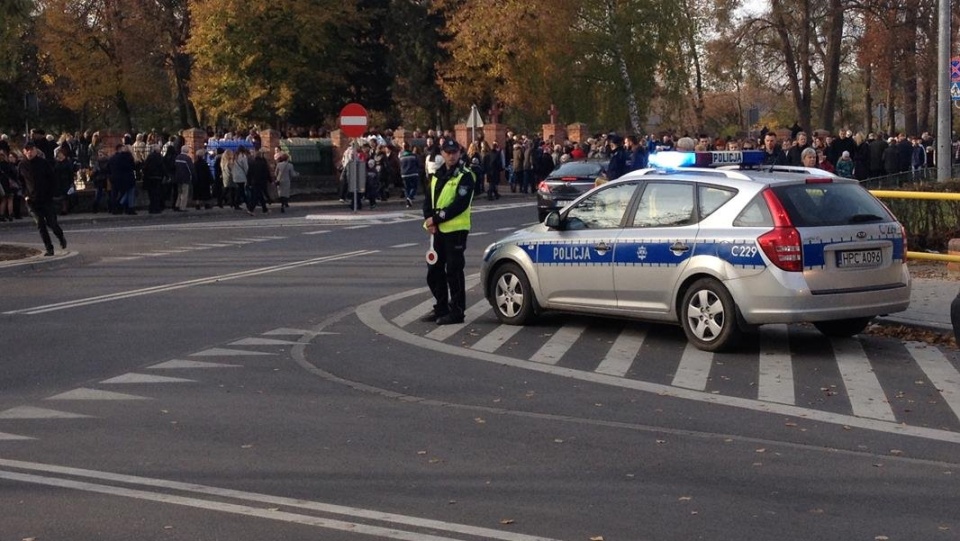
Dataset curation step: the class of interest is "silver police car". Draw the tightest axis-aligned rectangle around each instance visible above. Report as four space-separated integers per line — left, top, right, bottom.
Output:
479 151 911 352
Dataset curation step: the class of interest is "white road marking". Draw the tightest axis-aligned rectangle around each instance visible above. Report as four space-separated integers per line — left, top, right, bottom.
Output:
757 325 795 405
191 347 276 357
0 459 561 541
471 324 524 353
100 373 196 384
392 298 436 328
356 286 960 444
495 227 516 232
905 341 960 423
0 406 90 419
148 360 241 369
3 250 376 316
229 337 301 346
471 231 488 236
0 432 33 441
424 300 491 342
46 388 151 401
263 328 315 336
390 243 419 248
192 243 231 248
218 240 252 245
595 327 646 377
302 230 331 235
831 337 897 422
344 225 369 230
530 325 586 365
671 344 714 391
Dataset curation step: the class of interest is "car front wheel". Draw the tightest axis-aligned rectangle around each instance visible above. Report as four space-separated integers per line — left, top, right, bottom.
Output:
680 278 741 352
813 317 873 337
491 263 536 325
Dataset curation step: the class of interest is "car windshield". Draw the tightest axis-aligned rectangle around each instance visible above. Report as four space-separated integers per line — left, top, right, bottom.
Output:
770 183 893 227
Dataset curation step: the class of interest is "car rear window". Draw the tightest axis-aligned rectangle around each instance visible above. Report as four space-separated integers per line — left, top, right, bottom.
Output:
769 183 893 227
550 162 605 178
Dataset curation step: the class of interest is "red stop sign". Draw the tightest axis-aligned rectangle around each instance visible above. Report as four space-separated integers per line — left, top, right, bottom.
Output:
339 103 368 138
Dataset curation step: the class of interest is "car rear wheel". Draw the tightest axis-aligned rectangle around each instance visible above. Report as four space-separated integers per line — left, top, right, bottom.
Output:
680 278 741 352
491 263 536 325
813 317 873 337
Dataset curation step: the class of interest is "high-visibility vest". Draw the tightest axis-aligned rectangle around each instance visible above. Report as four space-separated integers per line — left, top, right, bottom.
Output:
430 168 473 233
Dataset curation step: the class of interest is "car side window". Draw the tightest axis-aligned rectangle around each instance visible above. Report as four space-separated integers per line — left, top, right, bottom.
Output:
699 185 736 220
631 182 695 228
565 182 638 229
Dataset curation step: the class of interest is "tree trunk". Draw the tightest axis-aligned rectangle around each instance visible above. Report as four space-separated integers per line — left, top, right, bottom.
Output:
864 65 874 133
772 0 812 135
172 52 199 128
819 0 844 133
901 1 919 136
115 90 133 134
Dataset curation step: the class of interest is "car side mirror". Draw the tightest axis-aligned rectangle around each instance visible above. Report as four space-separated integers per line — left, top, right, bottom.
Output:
544 211 562 229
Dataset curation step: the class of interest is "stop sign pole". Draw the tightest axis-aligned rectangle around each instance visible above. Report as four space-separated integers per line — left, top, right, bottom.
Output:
339 103 368 212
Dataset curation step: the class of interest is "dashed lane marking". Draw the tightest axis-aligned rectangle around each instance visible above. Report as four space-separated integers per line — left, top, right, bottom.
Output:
191 347 276 357
100 373 196 384
229 337 302 346
46 388 151 401
0 406 90 419
148 360 242 369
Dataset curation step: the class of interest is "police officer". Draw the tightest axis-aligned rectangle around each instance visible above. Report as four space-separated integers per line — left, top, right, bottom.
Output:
421 139 476 325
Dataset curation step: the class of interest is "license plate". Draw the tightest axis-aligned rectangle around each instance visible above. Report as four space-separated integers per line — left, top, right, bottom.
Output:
836 249 882 268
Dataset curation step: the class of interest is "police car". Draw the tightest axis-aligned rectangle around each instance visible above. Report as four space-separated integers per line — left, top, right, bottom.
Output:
480 150 911 352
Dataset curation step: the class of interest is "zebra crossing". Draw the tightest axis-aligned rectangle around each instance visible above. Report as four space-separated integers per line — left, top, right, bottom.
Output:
384 285 960 433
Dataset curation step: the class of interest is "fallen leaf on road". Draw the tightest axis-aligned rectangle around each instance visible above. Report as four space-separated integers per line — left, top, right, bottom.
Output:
500 519 515 525
417 450 427 455
889 449 904 456
554 439 564 443
590 536 605 541
874 536 889 541
241 444 253 449
678 496 692 501
755 448 766 453
474 417 486 424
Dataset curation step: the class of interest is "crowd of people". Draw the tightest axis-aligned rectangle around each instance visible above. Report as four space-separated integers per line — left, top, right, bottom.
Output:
0 127 299 221
0 124 950 224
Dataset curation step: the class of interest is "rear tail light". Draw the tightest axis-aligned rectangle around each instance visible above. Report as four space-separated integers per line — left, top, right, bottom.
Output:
758 189 803 272
537 181 549 193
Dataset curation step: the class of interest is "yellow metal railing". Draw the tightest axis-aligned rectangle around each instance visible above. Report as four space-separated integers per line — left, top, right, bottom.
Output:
870 190 960 263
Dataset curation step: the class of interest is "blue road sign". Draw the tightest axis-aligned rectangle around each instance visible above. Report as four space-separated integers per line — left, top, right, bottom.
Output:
952 57 960 82
952 82 960 101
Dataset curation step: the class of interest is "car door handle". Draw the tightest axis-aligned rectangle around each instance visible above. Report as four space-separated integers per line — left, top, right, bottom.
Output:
595 242 611 253
669 242 690 252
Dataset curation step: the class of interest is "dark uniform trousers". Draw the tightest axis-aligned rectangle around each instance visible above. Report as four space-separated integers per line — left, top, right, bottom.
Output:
28 199 65 251
427 229 469 318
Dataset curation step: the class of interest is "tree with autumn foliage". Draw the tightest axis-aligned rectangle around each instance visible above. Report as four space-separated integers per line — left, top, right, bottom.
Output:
186 0 355 127
34 0 176 133
437 0 685 134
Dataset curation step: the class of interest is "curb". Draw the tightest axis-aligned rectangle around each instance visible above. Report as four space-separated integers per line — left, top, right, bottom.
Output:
0 246 82 274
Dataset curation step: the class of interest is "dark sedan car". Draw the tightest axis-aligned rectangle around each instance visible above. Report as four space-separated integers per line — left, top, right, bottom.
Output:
536 159 608 221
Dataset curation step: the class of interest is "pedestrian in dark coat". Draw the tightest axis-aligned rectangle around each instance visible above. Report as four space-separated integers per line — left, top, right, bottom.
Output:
107 144 137 214
193 152 214 209
18 142 66 255
245 150 270 214
142 146 165 214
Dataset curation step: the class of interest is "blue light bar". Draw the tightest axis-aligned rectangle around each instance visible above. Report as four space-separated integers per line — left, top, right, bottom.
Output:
648 150 766 170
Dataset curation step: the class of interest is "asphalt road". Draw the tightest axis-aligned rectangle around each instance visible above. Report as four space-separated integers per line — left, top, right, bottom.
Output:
0 201 958 541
